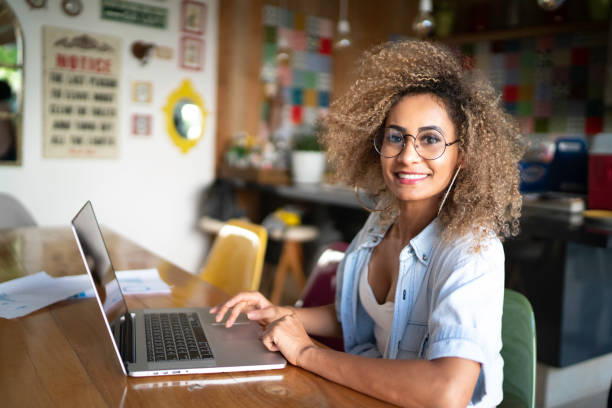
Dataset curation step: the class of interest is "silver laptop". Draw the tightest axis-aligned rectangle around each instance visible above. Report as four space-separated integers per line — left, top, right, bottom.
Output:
71 201 286 377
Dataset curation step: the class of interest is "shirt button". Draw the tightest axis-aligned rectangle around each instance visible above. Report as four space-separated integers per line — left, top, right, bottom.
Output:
422 254 428 261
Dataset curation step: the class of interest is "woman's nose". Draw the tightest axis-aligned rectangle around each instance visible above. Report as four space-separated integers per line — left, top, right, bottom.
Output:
397 136 421 162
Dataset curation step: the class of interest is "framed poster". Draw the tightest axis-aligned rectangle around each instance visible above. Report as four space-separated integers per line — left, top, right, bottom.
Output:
101 0 168 29
180 36 204 71
132 81 152 103
132 113 151 136
181 0 206 35
42 26 121 158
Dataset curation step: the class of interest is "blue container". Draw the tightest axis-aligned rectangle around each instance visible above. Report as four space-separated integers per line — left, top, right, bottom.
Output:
519 136 556 192
520 161 551 192
548 138 588 194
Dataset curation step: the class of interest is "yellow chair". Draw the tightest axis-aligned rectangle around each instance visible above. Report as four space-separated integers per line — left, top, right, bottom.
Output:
199 219 267 296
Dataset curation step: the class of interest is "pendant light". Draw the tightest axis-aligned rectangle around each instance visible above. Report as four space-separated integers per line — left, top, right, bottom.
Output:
276 0 292 64
335 0 351 49
537 0 566 11
412 0 435 38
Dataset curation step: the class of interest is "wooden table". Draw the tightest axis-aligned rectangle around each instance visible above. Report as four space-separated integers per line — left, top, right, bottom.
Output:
0 227 392 407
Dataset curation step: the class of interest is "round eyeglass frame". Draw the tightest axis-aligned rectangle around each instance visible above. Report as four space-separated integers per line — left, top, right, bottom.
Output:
373 127 460 161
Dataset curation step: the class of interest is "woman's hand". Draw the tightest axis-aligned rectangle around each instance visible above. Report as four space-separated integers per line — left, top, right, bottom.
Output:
261 312 316 367
209 291 293 328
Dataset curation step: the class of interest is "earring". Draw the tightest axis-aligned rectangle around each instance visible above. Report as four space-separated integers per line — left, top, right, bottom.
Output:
354 186 392 213
437 164 461 216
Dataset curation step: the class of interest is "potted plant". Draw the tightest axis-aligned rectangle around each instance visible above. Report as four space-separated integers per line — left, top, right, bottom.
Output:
291 126 326 185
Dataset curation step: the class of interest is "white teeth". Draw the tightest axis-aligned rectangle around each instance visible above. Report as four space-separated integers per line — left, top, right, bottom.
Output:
397 173 427 180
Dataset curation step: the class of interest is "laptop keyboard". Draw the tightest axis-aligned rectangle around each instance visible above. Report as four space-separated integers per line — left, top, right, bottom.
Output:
145 312 214 362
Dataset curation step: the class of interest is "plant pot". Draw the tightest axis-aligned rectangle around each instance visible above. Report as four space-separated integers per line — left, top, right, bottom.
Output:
291 151 326 184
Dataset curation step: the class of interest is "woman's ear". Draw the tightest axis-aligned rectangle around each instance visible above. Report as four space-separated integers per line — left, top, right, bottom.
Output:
457 151 466 169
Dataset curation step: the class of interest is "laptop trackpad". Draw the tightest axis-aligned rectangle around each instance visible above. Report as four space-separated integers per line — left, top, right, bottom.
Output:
205 322 283 366
209 322 261 341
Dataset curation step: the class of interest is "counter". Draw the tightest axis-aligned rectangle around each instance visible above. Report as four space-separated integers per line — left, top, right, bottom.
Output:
223 178 612 367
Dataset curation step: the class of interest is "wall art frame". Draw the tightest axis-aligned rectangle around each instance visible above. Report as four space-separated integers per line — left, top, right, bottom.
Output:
131 113 152 136
181 0 206 35
132 80 152 103
179 36 204 71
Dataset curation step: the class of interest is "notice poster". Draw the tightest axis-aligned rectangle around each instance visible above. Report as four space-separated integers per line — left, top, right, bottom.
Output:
43 26 121 158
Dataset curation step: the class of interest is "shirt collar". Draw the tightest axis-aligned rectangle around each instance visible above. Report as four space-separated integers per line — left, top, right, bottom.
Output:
406 218 440 266
361 213 392 246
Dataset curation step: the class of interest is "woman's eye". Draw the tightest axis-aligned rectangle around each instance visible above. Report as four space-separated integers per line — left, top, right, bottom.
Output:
419 133 442 145
387 132 404 144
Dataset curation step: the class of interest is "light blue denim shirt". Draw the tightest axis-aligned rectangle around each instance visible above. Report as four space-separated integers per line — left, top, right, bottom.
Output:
335 212 504 407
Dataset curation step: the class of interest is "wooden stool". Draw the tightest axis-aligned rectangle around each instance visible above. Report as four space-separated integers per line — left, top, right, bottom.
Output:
269 225 319 305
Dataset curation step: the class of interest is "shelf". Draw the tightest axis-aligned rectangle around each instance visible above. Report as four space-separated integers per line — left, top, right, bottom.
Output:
0 63 22 70
439 20 609 45
220 173 363 209
219 163 290 186
273 183 361 209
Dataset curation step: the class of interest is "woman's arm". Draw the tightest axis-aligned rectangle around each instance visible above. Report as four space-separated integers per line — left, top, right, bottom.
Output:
262 313 479 408
266 303 341 338
302 347 479 408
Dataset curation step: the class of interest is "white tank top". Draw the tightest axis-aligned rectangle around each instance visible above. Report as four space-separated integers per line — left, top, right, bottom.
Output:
358 263 395 357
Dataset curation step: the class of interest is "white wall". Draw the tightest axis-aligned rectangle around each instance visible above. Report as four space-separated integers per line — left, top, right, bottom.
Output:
1 0 218 273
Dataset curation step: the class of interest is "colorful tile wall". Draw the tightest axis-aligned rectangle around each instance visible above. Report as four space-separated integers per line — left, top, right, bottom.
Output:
458 31 611 136
261 5 333 137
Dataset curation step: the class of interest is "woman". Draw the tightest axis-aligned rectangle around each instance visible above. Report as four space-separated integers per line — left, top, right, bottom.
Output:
211 40 525 407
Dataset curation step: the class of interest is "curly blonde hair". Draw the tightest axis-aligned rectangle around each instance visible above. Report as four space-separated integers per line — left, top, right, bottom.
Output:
320 40 526 247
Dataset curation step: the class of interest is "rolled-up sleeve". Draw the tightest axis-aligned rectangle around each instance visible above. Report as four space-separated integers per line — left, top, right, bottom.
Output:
424 239 505 406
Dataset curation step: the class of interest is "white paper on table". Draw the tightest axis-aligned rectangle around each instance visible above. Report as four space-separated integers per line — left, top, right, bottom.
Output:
72 268 171 298
0 268 172 319
116 268 172 294
0 271 92 319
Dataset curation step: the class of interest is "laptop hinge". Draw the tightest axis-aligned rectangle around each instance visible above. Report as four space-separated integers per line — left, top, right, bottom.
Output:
119 312 135 364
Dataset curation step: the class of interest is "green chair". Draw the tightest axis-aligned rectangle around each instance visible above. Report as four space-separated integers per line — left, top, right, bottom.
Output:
498 289 537 408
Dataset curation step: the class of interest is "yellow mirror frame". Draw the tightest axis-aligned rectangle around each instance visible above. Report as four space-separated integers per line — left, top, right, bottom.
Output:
0 0 24 166
162 79 208 153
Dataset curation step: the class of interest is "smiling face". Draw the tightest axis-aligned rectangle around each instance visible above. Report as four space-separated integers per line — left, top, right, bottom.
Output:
381 93 460 211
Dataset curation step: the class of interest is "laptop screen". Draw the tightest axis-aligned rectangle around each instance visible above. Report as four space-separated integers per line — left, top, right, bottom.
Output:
71 201 128 327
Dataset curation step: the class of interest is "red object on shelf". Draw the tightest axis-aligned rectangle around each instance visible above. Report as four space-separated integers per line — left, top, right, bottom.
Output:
585 117 603 135
588 134 612 210
319 37 332 55
503 85 519 102
291 105 302 124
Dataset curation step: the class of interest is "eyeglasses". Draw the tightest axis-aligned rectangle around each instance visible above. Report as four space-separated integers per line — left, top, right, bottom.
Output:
374 125 459 160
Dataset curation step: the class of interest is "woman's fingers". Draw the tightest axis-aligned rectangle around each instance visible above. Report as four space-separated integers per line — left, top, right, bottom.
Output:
209 291 272 326
225 300 250 327
212 302 233 323
210 292 249 321
261 332 279 352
